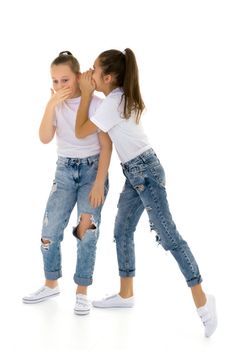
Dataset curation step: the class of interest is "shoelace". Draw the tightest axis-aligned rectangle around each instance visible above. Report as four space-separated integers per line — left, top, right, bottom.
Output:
200 313 212 326
76 296 89 307
104 294 118 300
34 287 46 295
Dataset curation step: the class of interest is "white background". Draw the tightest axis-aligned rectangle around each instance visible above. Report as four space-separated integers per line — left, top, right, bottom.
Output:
0 0 232 349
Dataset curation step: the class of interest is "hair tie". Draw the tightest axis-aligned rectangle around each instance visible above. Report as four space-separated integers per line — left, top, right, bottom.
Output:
59 51 72 56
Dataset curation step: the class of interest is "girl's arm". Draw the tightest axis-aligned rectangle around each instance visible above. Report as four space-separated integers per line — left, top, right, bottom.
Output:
39 87 71 143
89 131 112 208
75 71 98 138
39 99 56 143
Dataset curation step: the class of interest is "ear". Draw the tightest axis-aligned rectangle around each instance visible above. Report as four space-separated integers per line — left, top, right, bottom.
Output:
76 72 82 82
103 74 112 84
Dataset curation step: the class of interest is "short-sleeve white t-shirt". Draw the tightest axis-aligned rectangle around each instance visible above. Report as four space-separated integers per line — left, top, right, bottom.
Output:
90 88 151 163
54 95 102 158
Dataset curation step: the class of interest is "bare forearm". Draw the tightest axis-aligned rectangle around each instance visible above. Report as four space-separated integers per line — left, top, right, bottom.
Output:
95 146 112 185
39 101 56 143
75 94 97 138
75 94 91 131
88 142 112 208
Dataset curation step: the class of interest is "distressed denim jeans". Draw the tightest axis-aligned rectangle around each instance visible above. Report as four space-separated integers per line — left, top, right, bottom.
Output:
41 154 109 286
114 149 202 287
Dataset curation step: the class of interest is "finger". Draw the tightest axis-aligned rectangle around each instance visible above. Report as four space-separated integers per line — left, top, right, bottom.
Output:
95 197 101 208
87 70 92 79
60 88 72 98
96 198 100 208
96 197 101 208
83 71 89 79
95 197 100 208
57 87 70 96
89 193 97 208
92 197 97 208
91 78 96 89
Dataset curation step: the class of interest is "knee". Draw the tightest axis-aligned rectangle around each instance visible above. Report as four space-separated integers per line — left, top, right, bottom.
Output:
74 213 98 240
41 238 52 250
41 230 64 250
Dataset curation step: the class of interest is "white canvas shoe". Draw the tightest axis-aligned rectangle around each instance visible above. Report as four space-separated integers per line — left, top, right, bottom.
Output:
197 294 217 337
92 294 134 308
22 286 60 304
74 294 91 315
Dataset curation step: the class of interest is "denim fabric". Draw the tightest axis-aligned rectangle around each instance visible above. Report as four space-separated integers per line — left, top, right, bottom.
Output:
114 149 202 287
41 154 109 286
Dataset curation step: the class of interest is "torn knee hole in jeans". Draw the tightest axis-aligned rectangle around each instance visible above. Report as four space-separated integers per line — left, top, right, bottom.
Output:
41 238 52 250
75 213 97 240
149 222 161 246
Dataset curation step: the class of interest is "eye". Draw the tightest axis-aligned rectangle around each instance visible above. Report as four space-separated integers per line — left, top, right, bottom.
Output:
61 79 69 83
53 80 58 84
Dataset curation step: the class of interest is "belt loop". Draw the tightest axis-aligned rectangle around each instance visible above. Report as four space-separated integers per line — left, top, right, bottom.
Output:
139 154 145 163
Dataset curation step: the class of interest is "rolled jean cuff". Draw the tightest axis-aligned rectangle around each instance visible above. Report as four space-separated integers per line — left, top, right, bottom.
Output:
119 269 135 278
74 275 92 286
187 275 203 287
44 270 62 280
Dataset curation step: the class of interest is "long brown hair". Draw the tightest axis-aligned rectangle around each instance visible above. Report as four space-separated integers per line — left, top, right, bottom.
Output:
98 48 145 123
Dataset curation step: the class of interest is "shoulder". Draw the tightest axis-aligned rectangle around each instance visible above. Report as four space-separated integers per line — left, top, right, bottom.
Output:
90 94 103 107
106 89 124 111
108 88 123 101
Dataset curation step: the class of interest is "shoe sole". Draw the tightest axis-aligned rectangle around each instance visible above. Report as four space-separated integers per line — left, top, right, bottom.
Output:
22 292 60 304
74 309 90 315
92 303 134 308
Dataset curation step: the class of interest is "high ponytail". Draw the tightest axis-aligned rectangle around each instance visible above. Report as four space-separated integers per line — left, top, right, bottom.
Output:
98 48 145 122
123 48 145 122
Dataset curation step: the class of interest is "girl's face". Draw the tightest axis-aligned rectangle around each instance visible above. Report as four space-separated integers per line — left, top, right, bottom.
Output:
92 59 104 91
92 58 113 95
51 64 80 98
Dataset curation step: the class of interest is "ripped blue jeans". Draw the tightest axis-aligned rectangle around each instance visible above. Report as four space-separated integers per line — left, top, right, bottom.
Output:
41 155 108 286
114 149 202 287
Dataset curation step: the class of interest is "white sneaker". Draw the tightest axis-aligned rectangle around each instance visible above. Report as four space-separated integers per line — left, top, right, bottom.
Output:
22 286 60 304
197 294 217 337
74 294 91 315
92 294 134 308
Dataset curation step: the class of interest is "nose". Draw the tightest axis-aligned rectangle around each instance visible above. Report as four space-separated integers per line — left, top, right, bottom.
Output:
60 82 67 88
56 82 67 90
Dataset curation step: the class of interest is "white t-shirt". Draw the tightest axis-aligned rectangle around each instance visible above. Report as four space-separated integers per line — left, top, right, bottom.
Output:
91 88 151 163
54 95 102 158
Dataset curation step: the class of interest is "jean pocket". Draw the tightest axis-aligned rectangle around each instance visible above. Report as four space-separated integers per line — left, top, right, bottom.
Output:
56 158 67 169
89 159 99 172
